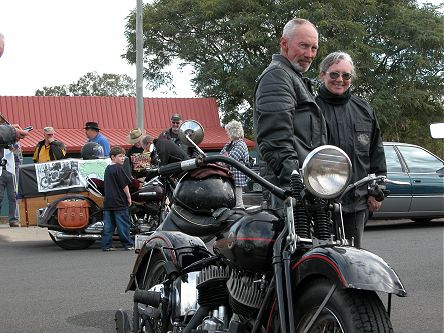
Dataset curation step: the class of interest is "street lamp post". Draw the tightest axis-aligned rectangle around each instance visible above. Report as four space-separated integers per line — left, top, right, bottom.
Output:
136 0 144 129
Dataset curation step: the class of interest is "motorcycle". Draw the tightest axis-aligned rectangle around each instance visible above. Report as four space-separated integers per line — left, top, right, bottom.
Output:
36 171 174 250
118 120 407 333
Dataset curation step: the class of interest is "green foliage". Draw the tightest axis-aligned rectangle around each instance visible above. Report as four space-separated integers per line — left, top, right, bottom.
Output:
123 0 444 155
35 72 136 97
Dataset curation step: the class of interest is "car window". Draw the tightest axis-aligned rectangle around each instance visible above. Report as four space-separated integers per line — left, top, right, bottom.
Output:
398 146 444 173
384 146 403 172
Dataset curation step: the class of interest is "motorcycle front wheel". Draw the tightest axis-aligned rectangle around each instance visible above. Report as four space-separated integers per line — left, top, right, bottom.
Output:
133 251 173 333
49 233 96 250
293 278 393 333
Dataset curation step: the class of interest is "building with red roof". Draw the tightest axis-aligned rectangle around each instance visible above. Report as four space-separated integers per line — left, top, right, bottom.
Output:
0 96 254 155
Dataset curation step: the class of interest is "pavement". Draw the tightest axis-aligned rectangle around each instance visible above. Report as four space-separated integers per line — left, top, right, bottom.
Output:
0 223 49 242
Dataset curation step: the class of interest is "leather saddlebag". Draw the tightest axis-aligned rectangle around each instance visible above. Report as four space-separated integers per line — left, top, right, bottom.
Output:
57 200 91 230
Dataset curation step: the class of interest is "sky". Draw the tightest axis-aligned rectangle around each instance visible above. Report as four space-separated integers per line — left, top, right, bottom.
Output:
0 0 195 97
0 0 442 98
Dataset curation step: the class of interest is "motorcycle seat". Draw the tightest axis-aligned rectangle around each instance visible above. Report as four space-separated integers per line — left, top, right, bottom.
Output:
158 204 247 237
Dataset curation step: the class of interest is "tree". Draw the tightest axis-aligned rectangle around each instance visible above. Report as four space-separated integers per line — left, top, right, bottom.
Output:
36 72 136 97
123 0 444 154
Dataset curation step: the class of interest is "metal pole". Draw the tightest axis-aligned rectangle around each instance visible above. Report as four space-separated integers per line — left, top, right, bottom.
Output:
135 0 144 129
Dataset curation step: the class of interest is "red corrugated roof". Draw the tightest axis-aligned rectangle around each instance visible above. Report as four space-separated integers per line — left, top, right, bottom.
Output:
0 96 254 154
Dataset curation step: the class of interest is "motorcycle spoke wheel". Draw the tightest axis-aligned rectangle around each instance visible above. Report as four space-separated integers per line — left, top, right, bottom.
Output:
133 252 172 333
293 278 393 333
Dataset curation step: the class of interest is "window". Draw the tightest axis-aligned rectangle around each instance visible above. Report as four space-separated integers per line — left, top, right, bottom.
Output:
398 146 444 173
383 146 403 173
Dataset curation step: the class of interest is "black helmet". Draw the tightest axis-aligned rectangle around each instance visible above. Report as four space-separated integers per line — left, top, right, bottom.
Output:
174 176 235 215
81 142 104 160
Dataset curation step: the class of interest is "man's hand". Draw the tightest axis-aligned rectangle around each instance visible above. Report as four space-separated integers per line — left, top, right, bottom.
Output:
368 196 382 212
13 124 28 141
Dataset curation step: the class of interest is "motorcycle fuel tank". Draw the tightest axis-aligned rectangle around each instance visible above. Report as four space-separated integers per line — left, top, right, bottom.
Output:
213 209 282 273
132 183 165 203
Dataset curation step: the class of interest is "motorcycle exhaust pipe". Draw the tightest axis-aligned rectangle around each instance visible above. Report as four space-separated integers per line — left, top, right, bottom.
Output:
134 289 162 308
49 231 101 241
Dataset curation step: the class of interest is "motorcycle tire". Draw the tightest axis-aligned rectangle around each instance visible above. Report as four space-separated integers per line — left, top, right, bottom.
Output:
49 233 96 250
293 277 393 333
133 251 173 333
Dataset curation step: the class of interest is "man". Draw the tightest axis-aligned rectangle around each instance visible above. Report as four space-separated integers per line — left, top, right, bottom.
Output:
0 147 19 227
84 121 110 157
32 127 66 163
126 128 148 178
158 114 182 146
253 18 326 208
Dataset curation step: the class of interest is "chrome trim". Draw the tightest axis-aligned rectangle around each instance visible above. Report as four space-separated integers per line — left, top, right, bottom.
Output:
178 272 199 316
84 221 104 234
48 230 101 241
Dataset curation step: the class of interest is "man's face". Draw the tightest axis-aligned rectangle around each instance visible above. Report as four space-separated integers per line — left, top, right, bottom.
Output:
85 128 97 140
44 131 55 143
171 119 181 134
280 23 318 73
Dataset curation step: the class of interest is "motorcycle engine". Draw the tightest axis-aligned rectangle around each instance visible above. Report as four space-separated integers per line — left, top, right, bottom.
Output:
196 266 266 320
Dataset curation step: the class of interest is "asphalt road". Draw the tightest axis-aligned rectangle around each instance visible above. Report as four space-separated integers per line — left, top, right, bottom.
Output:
0 219 442 333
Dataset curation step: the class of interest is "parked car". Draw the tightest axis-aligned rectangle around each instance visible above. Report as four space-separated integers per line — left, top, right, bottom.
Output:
371 142 444 222
243 142 444 222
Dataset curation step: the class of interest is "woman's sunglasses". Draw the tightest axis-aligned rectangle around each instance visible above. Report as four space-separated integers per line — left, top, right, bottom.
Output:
327 71 352 80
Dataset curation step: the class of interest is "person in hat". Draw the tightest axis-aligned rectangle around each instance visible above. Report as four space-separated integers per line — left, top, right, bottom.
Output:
126 128 149 178
32 126 66 163
158 114 182 146
84 121 110 156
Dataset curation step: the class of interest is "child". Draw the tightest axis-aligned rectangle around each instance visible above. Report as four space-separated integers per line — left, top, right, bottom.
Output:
101 146 134 251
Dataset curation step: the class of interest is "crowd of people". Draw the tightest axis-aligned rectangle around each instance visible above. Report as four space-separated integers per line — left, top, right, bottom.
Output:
1 19 387 249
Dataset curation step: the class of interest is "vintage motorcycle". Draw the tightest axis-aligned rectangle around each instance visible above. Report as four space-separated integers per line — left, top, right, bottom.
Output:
116 120 407 333
37 172 174 250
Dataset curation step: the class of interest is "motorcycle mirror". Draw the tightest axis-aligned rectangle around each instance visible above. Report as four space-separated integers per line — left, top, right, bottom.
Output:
430 122 444 139
178 120 205 147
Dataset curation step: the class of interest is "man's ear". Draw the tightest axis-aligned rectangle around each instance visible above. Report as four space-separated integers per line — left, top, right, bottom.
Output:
279 37 288 55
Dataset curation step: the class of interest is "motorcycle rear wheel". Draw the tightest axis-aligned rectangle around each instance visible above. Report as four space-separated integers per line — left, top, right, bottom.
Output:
133 251 173 333
49 233 96 250
294 278 393 333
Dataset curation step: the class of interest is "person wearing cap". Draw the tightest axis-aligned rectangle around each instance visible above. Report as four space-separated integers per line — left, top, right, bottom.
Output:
32 127 66 163
126 128 148 178
158 114 182 146
84 121 110 157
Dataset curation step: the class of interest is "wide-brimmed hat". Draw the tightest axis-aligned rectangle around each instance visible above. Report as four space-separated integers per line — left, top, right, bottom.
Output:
84 121 100 131
127 128 146 144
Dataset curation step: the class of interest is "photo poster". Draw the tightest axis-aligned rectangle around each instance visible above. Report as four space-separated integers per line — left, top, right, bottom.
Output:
35 158 111 193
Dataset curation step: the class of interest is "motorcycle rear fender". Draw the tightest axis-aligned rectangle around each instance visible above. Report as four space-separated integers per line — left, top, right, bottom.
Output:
291 246 407 297
37 194 101 229
126 230 208 292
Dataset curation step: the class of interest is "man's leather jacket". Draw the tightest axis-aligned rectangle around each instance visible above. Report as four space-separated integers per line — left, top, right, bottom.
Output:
0 125 17 147
253 54 326 188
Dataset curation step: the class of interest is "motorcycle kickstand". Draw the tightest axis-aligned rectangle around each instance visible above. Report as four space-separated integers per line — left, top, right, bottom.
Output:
301 284 336 333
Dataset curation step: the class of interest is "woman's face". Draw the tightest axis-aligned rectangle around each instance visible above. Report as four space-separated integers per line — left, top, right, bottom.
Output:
320 59 352 95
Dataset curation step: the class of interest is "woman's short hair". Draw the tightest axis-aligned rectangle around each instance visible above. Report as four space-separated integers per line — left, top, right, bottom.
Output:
141 135 153 148
225 120 244 139
319 51 356 78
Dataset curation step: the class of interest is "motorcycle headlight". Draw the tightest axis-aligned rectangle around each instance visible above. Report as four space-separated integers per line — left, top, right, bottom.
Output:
301 145 352 199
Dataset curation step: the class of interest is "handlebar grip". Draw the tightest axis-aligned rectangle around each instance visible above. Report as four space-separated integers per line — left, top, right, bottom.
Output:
133 289 162 307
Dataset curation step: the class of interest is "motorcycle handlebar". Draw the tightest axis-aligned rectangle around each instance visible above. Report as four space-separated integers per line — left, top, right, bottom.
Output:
149 155 288 200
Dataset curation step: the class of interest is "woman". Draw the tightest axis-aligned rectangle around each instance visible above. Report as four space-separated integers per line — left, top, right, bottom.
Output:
315 51 386 248
220 120 250 209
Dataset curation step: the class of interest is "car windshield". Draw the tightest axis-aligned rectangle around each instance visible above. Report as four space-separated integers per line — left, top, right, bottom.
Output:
398 146 444 173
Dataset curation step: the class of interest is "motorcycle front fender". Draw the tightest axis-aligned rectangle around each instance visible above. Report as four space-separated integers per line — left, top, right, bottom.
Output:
126 230 208 292
291 246 407 297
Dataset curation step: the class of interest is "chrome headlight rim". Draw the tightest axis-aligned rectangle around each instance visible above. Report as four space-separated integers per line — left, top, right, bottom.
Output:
302 145 352 199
